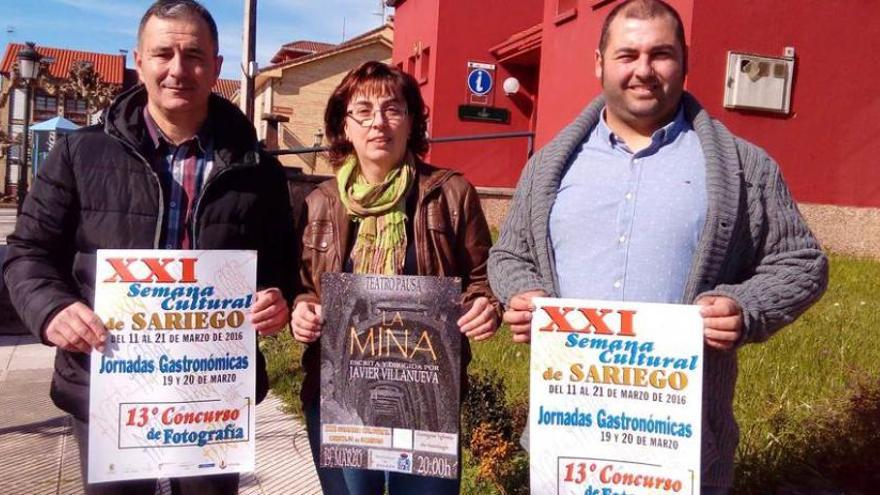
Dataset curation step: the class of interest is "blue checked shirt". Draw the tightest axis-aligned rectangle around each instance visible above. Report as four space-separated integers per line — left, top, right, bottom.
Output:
144 109 214 249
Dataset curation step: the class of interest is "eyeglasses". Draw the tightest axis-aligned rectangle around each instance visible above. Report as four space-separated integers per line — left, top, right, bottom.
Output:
346 104 408 127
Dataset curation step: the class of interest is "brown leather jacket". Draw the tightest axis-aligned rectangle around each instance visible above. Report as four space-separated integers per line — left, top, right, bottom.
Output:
295 161 501 405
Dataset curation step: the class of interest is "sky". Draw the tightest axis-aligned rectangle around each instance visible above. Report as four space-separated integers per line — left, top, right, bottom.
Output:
0 0 390 79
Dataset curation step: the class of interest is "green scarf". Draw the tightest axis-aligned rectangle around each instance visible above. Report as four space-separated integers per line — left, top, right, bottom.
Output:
337 154 415 275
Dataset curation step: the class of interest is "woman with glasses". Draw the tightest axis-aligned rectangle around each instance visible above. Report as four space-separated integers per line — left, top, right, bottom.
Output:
291 61 501 494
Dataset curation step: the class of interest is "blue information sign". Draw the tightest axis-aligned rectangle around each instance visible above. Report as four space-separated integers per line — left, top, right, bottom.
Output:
467 69 493 96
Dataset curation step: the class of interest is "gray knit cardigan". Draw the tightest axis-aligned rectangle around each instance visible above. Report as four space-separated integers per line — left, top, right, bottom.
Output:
487 93 828 487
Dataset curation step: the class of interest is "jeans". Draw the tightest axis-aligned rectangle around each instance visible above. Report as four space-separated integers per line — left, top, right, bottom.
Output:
303 402 461 495
71 417 240 495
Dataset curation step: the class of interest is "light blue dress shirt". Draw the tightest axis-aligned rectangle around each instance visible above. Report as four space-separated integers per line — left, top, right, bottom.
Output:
549 106 707 304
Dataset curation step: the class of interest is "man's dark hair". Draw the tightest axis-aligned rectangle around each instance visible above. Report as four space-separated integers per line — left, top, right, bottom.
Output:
598 0 686 56
138 0 219 55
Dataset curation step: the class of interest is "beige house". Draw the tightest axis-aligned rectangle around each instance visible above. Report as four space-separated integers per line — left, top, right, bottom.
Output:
254 24 393 175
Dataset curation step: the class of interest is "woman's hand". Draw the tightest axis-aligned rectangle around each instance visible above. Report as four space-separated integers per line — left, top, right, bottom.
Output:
291 301 323 343
457 297 498 341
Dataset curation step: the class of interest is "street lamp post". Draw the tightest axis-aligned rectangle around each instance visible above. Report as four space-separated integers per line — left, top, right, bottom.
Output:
16 42 41 214
312 127 324 171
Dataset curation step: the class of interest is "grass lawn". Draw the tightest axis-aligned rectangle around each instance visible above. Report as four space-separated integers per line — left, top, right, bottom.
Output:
732 253 880 492
262 252 879 493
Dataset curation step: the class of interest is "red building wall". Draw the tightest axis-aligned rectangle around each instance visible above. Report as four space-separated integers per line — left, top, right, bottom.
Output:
392 0 543 187
687 0 880 207
534 0 693 147
389 0 440 111
392 0 880 207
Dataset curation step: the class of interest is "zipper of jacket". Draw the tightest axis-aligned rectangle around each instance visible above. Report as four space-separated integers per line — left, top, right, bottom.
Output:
189 150 260 249
415 187 426 275
106 133 165 248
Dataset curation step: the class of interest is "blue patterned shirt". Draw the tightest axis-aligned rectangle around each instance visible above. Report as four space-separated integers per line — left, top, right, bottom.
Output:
549 106 707 303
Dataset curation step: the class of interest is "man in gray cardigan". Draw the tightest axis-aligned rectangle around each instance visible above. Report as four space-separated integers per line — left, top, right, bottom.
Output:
487 0 828 492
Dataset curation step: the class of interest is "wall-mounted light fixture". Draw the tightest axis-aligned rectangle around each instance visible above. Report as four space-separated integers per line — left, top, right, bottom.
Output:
502 77 520 96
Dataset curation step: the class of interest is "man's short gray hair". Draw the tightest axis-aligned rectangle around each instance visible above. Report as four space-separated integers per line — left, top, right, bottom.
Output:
137 0 219 55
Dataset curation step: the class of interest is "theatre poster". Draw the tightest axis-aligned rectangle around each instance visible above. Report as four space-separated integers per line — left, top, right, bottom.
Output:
319 273 462 479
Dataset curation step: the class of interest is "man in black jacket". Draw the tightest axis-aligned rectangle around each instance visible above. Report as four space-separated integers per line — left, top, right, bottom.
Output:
2 1 296 494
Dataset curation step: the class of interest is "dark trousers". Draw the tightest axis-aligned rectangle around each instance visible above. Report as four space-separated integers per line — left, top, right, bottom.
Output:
71 417 240 495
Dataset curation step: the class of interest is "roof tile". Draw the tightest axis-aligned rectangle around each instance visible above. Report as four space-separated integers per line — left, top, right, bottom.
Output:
212 78 239 101
1 43 125 85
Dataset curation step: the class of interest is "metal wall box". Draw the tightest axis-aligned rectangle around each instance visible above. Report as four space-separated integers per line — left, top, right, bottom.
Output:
724 51 795 114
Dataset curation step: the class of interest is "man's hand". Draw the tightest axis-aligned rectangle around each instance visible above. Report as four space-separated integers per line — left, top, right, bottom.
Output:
697 296 744 350
251 288 289 336
291 301 323 343
503 290 548 344
44 302 107 353
457 297 498 342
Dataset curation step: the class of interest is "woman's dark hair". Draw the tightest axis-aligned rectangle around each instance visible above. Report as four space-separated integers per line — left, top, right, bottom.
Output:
324 61 429 168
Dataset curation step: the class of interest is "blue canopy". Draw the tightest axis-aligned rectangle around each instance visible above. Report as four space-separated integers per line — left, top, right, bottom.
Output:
30 116 81 132
30 116 81 177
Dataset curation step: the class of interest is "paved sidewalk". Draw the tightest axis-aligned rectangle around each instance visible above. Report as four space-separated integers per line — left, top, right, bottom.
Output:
0 334 321 495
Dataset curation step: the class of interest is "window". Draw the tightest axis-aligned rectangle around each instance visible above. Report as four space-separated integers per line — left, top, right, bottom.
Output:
64 98 89 125
33 91 58 121
406 55 416 76
12 88 26 120
8 124 23 162
557 0 577 14
34 93 57 112
556 0 578 24
419 47 431 84
65 98 88 114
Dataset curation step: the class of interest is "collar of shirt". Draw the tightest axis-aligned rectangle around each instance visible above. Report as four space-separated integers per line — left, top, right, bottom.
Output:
596 104 688 155
143 107 211 154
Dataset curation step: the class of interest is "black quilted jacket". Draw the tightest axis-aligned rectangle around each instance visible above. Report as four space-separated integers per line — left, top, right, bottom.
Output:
3 85 297 420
